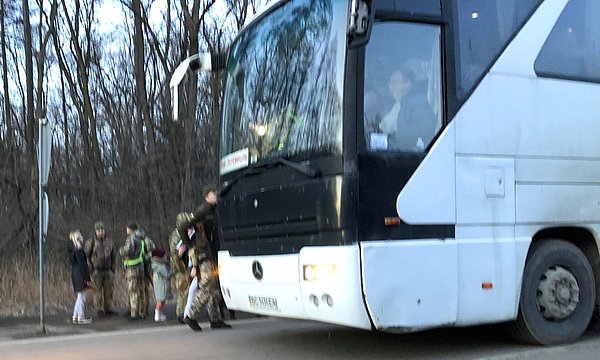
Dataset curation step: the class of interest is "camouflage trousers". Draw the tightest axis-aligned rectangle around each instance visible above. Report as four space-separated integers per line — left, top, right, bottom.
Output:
188 260 223 322
90 270 114 312
173 272 190 317
142 275 151 315
126 276 146 317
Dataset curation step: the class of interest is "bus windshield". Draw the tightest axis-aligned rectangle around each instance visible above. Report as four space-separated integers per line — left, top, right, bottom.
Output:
220 0 348 169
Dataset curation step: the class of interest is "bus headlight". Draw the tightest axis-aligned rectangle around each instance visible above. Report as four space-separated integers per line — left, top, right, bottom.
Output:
303 264 336 282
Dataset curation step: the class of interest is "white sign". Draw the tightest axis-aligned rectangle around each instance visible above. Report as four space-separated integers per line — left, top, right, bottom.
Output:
42 192 49 238
370 132 388 150
220 148 249 175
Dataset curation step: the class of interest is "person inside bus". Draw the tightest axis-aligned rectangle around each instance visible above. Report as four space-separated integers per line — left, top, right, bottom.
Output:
374 67 436 152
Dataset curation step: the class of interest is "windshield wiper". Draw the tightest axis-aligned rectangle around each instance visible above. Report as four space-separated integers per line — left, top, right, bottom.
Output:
219 168 263 197
219 158 320 197
261 158 320 178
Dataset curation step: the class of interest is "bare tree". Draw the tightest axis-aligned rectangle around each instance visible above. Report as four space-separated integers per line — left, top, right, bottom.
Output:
1 0 13 145
0 0 263 255
34 0 57 124
5 0 57 250
51 0 104 210
21 0 35 163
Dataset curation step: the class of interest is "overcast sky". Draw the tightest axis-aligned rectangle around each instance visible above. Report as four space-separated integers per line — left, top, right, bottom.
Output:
97 0 231 31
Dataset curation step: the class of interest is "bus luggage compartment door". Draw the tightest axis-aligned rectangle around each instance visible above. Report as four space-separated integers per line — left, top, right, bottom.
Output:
361 239 458 331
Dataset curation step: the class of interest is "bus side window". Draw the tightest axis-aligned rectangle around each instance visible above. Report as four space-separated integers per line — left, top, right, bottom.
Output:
364 21 443 153
454 0 542 98
535 0 600 83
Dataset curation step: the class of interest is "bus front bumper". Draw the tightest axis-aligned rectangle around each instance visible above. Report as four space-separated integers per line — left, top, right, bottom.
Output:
218 245 372 330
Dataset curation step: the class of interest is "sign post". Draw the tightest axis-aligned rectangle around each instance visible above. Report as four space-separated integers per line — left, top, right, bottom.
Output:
38 117 52 333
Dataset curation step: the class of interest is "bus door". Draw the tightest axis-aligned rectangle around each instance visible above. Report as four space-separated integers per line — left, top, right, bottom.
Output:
357 16 457 330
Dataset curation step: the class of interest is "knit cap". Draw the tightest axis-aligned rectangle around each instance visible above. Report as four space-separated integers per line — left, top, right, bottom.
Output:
203 184 216 198
152 248 166 258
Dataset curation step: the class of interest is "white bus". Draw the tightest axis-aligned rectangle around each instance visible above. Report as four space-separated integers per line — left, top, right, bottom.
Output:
172 0 600 344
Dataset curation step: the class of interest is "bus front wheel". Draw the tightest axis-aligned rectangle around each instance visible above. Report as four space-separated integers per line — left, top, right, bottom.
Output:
508 239 595 345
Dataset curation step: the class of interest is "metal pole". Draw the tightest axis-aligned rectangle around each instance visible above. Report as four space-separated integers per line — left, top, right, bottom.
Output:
38 118 46 334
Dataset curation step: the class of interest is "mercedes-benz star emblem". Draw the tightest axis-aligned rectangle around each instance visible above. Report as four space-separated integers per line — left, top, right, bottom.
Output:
252 260 263 280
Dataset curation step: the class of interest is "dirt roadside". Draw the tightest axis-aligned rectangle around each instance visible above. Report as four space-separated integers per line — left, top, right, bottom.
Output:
0 303 250 342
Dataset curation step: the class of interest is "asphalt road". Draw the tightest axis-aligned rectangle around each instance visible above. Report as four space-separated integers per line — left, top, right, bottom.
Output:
2 317 600 360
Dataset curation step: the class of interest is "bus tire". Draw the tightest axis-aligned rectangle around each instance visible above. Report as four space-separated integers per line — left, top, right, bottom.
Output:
507 239 595 345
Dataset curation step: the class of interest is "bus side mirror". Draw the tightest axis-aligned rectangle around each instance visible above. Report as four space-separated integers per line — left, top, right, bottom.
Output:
348 0 374 48
170 52 228 122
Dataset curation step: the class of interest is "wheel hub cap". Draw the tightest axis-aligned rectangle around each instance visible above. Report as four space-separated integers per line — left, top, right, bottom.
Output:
537 266 579 321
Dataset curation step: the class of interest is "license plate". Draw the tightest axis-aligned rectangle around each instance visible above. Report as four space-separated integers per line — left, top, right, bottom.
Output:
248 295 279 311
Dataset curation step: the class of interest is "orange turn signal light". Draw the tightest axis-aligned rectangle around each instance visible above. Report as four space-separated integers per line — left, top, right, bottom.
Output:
384 217 401 226
481 282 493 290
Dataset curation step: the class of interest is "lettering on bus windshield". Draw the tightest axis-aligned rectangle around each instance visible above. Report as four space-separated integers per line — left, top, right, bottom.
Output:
220 148 249 175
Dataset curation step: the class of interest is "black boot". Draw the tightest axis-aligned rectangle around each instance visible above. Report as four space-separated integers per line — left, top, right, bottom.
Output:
184 316 202 331
177 316 185 324
210 320 232 329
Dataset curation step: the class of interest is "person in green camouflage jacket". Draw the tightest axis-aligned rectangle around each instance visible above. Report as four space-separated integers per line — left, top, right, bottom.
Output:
119 222 149 320
84 221 116 317
170 212 193 324
179 186 231 331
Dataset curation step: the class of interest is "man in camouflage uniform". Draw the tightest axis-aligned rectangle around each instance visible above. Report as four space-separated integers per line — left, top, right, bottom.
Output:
133 226 155 318
179 186 231 331
84 221 117 317
170 213 192 324
120 222 148 320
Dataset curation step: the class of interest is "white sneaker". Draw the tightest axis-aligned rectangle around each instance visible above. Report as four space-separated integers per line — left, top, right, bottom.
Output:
155 312 167 322
77 317 92 324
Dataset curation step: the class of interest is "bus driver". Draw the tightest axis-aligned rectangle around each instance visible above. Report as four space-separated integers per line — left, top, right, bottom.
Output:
374 68 436 152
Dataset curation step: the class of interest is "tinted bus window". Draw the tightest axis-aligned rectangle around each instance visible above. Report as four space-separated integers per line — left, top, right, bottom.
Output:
455 0 542 98
535 0 600 83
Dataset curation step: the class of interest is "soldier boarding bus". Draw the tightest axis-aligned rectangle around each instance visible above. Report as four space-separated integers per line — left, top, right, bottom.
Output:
171 0 600 345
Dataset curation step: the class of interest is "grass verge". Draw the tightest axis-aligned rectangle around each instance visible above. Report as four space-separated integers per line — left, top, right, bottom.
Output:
0 254 131 318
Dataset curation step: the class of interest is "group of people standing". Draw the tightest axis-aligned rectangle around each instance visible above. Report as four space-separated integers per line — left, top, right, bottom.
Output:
67 185 232 332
